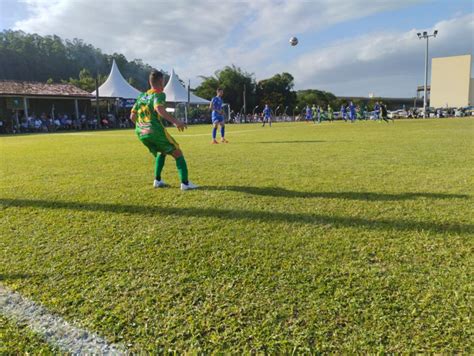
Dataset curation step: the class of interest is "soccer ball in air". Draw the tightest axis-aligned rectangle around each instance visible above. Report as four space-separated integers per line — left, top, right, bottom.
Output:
289 37 298 46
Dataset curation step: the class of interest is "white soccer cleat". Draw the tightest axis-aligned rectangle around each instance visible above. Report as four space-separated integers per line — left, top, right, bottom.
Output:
180 181 198 191
153 180 167 188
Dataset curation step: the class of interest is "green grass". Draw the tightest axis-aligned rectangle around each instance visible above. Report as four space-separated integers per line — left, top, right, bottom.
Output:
0 316 58 354
1 119 473 353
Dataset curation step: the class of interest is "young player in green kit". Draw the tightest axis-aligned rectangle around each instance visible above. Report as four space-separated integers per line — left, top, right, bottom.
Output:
327 104 333 122
130 70 198 191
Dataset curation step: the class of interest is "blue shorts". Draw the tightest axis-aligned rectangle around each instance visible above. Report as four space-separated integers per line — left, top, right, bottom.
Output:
212 114 224 123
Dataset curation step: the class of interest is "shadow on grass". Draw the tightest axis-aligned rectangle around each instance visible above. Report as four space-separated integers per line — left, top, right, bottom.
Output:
202 186 470 201
0 198 472 235
0 273 32 281
0 267 147 282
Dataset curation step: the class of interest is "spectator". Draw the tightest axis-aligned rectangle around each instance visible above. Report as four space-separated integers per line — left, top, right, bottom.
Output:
65 114 72 129
28 114 35 131
107 113 116 128
1 108 143 134
73 115 81 130
53 117 61 131
101 116 109 129
88 117 98 130
34 117 42 132
46 115 53 132
58 114 65 130
40 113 48 132
20 116 29 133
80 114 88 129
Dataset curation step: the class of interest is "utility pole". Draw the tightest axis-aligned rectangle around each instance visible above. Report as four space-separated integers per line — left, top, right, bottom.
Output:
243 84 247 114
187 79 190 124
95 75 100 123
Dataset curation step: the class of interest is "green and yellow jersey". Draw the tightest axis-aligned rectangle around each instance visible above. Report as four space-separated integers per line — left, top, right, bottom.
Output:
131 89 166 136
131 88 179 155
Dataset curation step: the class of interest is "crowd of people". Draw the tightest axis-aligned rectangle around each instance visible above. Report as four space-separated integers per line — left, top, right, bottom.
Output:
232 101 392 124
298 101 392 123
0 112 134 134
0 104 470 135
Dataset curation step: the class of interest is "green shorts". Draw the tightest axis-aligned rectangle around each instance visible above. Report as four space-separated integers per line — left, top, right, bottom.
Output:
136 124 179 156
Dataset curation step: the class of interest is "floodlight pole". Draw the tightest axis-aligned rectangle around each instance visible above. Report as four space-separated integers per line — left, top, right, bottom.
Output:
95 76 100 123
243 84 247 114
186 79 190 124
274 105 281 119
423 36 429 118
418 30 438 118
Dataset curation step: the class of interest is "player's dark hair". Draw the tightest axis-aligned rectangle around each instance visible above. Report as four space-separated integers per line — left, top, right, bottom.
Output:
149 70 163 86
217 88 223 92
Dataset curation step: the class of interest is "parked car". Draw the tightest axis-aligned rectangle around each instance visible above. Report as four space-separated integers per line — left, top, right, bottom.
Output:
388 110 408 119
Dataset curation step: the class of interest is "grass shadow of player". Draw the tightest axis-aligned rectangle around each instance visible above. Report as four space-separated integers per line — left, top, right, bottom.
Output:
202 186 470 201
0 198 472 236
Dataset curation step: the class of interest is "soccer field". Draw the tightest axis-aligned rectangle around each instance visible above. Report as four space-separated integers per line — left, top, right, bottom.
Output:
1 119 473 353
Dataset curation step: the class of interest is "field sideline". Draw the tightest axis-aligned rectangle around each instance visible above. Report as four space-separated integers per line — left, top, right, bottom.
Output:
1 119 473 353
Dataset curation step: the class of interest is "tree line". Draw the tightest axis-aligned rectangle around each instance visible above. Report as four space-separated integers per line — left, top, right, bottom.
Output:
0 30 158 91
193 65 381 114
1 30 384 113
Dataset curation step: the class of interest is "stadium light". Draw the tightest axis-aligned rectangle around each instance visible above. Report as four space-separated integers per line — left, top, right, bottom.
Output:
417 30 438 118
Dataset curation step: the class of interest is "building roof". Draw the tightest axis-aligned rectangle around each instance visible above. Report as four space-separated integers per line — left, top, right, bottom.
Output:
0 80 93 98
91 59 141 99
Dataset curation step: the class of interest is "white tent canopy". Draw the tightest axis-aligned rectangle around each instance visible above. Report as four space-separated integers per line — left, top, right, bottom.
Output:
91 59 141 99
164 69 209 104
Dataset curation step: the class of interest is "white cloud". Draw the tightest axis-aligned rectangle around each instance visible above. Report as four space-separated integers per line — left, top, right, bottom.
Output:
11 0 472 96
291 13 474 96
15 0 243 64
244 0 423 44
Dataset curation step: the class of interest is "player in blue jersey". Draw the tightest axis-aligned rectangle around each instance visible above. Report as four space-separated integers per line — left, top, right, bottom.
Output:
305 105 313 122
349 101 356 123
341 104 347 122
374 102 380 121
262 104 272 127
210 88 227 144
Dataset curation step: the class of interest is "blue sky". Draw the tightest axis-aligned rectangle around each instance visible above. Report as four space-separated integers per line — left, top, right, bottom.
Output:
297 1 471 50
0 0 473 97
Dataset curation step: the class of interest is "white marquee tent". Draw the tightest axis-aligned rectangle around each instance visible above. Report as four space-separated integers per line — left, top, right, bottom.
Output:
164 69 209 104
91 59 141 99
